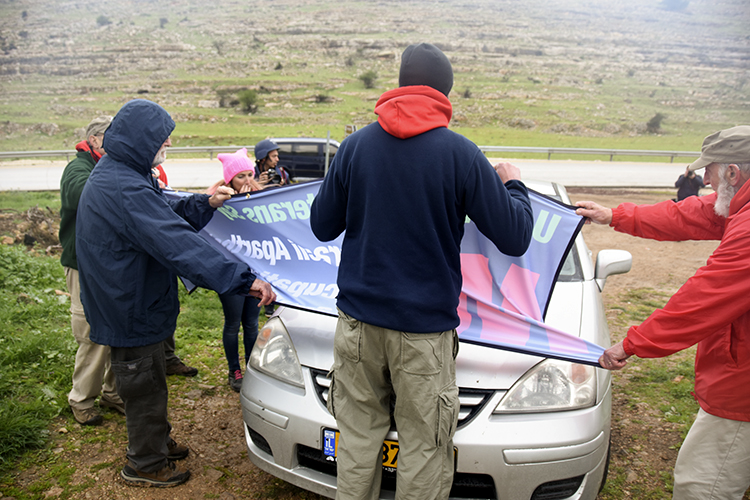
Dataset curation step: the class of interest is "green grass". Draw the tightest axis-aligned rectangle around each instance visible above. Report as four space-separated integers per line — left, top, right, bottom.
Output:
0 192 61 214
625 355 698 434
0 240 267 500
609 287 699 434
609 288 673 325
0 245 70 469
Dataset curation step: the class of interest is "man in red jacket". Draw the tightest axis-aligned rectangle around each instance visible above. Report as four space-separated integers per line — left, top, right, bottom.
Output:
575 125 750 500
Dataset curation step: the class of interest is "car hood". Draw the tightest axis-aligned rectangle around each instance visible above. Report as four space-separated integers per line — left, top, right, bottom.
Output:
280 281 585 391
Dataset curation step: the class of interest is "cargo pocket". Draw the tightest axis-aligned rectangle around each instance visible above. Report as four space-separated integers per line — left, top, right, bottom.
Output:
335 309 362 363
401 332 443 376
326 369 337 418
436 383 459 448
111 355 157 400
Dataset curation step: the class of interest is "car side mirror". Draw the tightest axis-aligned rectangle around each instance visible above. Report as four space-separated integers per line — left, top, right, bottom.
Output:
595 249 632 291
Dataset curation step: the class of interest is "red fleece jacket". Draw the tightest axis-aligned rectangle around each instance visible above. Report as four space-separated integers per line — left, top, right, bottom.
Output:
612 183 750 421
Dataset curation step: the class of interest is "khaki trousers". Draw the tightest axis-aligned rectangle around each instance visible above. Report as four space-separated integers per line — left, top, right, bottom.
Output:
329 309 459 500
65 267 121 409
673 408 750 499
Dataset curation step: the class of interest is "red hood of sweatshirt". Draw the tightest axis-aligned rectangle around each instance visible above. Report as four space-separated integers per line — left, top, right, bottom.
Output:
374 86 452 139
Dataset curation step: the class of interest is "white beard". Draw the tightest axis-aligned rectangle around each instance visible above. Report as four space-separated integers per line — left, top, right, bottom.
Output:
152 148 167 167
713 168 738 218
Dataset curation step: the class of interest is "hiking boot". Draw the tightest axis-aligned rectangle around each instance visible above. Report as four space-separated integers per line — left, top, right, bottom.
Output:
167 438 189 461
166 361 198 377
100 396 125 415
71 405 103 426
229 369 243 393
120 460 190 488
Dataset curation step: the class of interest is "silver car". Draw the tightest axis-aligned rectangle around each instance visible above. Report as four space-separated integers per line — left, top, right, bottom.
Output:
240 180 632 500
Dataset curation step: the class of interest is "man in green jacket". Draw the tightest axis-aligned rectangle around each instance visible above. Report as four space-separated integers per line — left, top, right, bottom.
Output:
59 116 124 425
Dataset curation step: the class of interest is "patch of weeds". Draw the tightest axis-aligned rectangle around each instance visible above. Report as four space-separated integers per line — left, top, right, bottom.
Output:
0 246 71 471
660 470 674 494
626 484 672 499
600 464 627 498
624 353 698 436
89 460 117 473
617 288 672 324
48 461 76 486
0 192 61 213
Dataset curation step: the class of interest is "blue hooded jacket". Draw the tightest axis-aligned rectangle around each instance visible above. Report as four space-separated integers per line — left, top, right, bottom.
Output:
77 99 257 347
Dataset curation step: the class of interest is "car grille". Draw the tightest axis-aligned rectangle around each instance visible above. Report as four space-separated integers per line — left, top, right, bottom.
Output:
309 368 494 428
297 444 497 499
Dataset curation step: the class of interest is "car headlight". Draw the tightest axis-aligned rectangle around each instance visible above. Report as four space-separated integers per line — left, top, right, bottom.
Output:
248 317 304 388
493 359 596 413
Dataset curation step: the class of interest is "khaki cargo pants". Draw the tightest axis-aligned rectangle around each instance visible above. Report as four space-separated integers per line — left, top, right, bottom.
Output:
328 309 459 500
65 267 121 410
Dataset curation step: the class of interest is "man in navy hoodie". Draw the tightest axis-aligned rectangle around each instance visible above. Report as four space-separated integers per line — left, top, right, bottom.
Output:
311 43 534 499
77 99 275 488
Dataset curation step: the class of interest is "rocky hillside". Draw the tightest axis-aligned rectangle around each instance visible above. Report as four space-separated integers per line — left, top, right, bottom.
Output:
0 0 748 148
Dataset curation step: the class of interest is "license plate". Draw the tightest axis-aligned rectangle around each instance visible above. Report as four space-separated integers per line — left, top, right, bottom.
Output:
323 429 400 469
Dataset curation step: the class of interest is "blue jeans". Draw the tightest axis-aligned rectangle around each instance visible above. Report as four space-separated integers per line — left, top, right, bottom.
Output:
218 293 260 373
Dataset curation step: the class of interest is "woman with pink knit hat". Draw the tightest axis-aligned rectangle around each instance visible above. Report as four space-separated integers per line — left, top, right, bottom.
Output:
207 147 262 196
208 148 263 392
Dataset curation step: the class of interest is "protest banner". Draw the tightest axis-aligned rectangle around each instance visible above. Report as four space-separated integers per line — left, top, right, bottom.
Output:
169 180 602 365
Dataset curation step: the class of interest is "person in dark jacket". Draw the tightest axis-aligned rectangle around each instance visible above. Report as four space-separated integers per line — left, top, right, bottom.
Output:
253 138 284 318
76 99 275 488
59 115 124 426
254 138 288 187
675 165 705 201
310 43 534 500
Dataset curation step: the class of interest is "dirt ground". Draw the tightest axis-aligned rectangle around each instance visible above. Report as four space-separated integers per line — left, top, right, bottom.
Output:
2 188 738 499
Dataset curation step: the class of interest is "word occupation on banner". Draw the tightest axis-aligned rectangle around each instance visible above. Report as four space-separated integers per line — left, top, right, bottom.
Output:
167 180 603 366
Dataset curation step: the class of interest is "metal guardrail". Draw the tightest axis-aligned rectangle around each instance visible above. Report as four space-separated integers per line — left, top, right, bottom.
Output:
0 145 700 163
0 146 254 162
478 146 699 162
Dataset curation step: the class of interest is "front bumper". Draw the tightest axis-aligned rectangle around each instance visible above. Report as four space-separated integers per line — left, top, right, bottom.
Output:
241 365 611 500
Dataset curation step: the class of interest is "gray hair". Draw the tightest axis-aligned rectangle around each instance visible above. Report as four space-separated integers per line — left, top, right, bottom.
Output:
718 162 750 174
713 163 750 217
85 115 113 139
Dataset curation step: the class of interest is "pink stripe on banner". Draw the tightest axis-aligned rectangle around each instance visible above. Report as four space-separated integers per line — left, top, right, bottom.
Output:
500 263 542 321
457 255 598 361
474 300 592 356
459 254 493 302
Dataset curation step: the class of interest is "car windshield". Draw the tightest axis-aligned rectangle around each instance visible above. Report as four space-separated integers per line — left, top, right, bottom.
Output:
557 245 582 282
547 189 583 283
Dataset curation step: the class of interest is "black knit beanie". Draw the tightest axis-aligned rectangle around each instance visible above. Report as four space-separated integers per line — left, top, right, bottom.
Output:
399 43 453 96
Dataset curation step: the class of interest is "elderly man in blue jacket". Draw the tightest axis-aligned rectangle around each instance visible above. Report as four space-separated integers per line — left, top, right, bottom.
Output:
311 43 533 500
76 99 275 488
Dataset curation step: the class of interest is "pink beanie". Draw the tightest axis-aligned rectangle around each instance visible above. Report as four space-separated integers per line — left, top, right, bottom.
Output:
218 148 255 184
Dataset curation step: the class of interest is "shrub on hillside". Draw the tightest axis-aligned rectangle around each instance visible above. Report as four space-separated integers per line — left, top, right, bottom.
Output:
358 70 378 89
238 90 258 114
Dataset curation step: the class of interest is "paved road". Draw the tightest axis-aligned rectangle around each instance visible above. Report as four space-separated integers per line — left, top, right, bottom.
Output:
0 157 694 191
